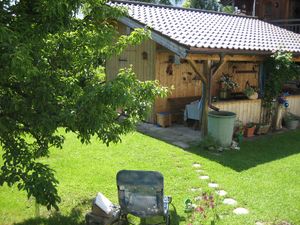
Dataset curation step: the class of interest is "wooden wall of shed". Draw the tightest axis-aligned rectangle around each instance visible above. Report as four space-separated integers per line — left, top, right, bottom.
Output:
213 95 300 125
211 62 260 97
214 99 262 124
105 23 156 121
106 23 156 82
154 52 202 114
286 95 300 116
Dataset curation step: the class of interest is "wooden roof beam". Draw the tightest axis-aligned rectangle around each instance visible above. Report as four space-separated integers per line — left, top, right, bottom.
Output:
187 60 207 84
186 53 266 62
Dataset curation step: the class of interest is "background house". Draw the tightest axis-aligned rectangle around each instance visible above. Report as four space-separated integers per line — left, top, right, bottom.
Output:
221 0 300 33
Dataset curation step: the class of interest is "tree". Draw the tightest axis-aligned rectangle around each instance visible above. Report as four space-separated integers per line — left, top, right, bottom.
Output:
130 0 173 5
182 0 235 13
0 0 167 210
183 0 223 11
263 51 300 126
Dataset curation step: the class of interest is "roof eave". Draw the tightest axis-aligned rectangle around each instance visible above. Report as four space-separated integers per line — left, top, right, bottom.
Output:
188 47 274 56
119 16 189 58
188 48 300 62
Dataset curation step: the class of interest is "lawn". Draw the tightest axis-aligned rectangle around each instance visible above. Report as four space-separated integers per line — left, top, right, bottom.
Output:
0 129 300 225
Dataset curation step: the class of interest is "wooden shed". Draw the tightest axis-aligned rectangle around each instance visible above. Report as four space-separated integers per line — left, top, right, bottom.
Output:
106 0 300 134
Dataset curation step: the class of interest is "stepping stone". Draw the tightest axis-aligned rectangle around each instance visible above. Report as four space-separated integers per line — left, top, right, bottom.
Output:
194 196 202 201
233 207 249 215
208 183 219 188
223 198 237 206
190 187 201 192
195 169 204 173
216 190 227 196
173 141 190 149
192 163 201 168
199 175 209 180
255 222 265 225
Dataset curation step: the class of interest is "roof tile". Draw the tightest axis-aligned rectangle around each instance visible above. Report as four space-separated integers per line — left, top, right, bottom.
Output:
109 1 300 54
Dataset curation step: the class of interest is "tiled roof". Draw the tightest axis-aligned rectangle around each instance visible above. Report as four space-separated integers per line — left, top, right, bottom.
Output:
109 0 300 54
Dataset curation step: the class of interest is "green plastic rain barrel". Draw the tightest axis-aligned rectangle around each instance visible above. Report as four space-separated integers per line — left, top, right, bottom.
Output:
208 111 236 147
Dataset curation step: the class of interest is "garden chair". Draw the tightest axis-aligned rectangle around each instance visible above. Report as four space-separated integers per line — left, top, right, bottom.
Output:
116 170 172 225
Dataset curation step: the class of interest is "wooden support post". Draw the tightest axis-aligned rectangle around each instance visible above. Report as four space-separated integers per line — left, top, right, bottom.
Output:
201 60 212 137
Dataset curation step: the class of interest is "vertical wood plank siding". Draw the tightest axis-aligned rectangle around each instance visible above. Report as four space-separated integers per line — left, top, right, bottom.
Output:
155 52 202 113
106 38 156 81
213 95 300 125
105 23 156 121
214 99 262 124
211 62 259 97
286 95 300 116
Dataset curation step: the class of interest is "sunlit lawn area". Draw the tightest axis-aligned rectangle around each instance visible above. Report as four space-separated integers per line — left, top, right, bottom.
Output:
0 129 300 225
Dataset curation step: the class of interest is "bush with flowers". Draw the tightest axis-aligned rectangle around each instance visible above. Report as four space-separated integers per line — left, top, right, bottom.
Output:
184 191 220 225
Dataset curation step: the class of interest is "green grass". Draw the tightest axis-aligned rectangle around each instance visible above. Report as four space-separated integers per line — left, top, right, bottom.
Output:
0 130 300 225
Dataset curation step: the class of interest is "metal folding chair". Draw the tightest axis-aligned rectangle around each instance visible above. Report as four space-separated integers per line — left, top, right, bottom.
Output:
116 170 172 225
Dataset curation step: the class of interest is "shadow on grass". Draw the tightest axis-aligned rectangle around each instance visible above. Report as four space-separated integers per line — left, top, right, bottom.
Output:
14 208 85 225
15 200 184 225
187 130 300 172
169 204 186 225
139 206 185 225
14 199 92 225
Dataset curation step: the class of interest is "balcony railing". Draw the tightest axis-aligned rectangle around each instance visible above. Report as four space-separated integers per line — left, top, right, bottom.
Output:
269 19 300 34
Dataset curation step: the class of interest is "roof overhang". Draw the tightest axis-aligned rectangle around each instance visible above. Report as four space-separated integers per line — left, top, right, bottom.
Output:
118 17 300 62
119 17 189 58
189 47 274 55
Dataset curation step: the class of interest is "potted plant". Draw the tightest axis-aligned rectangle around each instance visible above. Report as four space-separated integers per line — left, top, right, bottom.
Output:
283 112 299 130
244 86 258 100
255 123 271 135
233 119 244 143
218 73 238 100
244 122 256 137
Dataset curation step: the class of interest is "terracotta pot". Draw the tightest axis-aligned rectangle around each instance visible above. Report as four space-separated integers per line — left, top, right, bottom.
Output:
244 126 256 137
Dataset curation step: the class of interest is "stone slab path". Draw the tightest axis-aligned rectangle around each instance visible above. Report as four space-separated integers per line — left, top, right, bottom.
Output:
208 182 219 188
199 175 210 180
216 190 227 196
233 207 249 215
190 162 251 222
223 198 237 206
137 123 201 148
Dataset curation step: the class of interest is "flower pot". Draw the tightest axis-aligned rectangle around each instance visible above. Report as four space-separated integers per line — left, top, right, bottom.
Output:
247 92 258 100
237 133 243 143
285 120 299 130
244 126 256 137
255 124 270 135
219 89 231 100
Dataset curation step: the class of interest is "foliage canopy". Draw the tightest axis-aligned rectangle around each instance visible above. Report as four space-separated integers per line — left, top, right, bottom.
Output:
264 51 300 105
183 0 222 11
263 51 300 123
0 0 167 210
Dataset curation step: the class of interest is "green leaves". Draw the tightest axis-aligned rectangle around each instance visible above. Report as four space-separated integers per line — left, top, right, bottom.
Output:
0 0 167 210
264 51 300 106
263 51 300 123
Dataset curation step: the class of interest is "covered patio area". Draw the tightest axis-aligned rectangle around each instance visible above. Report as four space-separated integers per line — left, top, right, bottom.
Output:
137 123 201 149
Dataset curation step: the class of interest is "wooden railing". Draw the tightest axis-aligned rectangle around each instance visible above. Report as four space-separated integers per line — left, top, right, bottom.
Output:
269 19 300 34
